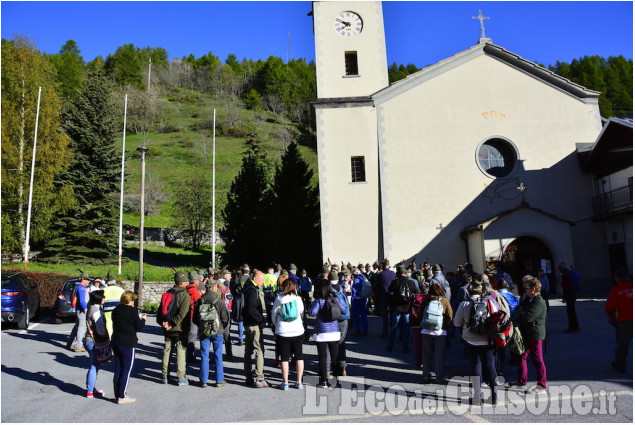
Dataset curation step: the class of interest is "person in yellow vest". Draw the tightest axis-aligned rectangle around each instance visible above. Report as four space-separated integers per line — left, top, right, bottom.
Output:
103 272 125 337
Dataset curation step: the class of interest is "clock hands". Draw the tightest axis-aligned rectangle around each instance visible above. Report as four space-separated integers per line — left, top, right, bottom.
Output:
335 18 351 27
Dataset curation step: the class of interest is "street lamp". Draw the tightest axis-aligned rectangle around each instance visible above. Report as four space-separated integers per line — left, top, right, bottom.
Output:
136 145 149 309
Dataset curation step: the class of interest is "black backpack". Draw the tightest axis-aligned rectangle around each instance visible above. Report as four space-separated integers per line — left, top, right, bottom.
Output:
468 297 491 335
156 287 185 325
321 296 342 322
394 279 411 306
231 286 244 322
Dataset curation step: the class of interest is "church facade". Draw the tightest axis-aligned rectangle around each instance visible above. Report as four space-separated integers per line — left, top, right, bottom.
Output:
311 1 616 290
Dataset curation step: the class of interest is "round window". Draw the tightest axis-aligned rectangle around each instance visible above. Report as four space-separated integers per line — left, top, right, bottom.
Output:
476 138 518 178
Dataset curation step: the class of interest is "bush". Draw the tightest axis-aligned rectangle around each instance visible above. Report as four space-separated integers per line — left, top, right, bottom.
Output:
144 302 159 314
2 270 71 309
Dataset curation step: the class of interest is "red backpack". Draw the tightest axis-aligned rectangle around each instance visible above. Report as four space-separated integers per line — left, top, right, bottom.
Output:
218 283 233 312
408 293 427 325
156 287 185 325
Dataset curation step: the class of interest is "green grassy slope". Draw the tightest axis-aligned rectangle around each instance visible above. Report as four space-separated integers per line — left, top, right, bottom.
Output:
120 87 317 229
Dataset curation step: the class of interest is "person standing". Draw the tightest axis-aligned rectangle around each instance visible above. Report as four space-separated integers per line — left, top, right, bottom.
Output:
376 259 396 339
538 269 550 312
186 271 203 363
103 274 125 337
297 269 313 313
605 267 633 373
453 281 500 405
111 291 146 404
351 268 369 336
419 283 453 384
243 270 268 388
509 277 547 393
559 262 580 333
386 265 416 353
309 278 349 388
271 278 305 390
68 272 91 351
195 279 230 387
160 271 191 386
83 290 107 398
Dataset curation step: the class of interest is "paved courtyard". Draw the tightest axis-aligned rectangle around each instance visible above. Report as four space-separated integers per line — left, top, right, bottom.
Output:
1 297 632 423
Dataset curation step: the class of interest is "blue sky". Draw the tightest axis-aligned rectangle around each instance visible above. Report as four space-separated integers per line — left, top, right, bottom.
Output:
1 1 632 68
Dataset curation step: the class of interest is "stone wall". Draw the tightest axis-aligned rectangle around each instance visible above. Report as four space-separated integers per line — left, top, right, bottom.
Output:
120 281 173 305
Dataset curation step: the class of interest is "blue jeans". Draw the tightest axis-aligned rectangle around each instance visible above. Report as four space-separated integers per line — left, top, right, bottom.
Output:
236 321 244 343
199 334 224 384
388 312 410 351
351 299 368 334
83 340 100 392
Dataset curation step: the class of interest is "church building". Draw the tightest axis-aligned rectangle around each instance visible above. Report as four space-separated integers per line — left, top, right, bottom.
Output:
311 1 627 291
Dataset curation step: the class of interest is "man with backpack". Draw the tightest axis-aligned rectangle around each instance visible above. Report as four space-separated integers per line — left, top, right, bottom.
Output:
386 265 416 353
559 262 580 333
67 272 90 351
242 270 268 388
186 271 203 363
159 271 191 386
331 272 351 376
194 279 230 388
430 264 451 302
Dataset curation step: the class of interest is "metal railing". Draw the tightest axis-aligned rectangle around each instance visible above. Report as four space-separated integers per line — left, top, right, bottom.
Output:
593 184 633 216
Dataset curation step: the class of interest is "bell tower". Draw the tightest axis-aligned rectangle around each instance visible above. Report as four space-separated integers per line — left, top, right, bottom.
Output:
313 1 388 98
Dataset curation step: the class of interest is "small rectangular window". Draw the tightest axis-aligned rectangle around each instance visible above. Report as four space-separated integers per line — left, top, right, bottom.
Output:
345 51 358 76
351 156 366 183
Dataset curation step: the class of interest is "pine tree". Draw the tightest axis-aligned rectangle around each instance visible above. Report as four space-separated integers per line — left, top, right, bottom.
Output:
268 141 321 269
40 59 120 263
1 36 74 255
47 40 86 105
220 132 271 267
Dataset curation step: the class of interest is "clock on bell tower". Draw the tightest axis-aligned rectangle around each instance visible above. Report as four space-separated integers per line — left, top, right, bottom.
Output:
312 1 388 99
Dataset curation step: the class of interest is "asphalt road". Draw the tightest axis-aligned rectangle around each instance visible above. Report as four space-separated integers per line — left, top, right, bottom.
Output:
1 298 632 423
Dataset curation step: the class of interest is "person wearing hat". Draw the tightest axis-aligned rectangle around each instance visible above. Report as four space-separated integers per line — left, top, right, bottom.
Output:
243 270 269 388
453 277 500 405
193 279 230 388
430 264 451 301
88 276 105 293
67 272 91 351
297 269 313 314
186 271 203 363
376 259 396 339
161 271 191 386
103 274 125 337
288 264 299 284
387 265 417 353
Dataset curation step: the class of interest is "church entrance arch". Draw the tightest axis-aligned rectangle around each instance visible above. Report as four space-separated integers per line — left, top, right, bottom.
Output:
500 236 555 294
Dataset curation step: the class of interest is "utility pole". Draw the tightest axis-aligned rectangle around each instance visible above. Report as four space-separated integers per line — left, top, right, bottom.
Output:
147 57 152 91
23 87 42 270
211 109 216 268
118 94 128 275
136 144 149 309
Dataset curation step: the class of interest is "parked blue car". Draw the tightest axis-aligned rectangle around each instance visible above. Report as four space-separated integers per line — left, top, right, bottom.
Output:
1 272 40 329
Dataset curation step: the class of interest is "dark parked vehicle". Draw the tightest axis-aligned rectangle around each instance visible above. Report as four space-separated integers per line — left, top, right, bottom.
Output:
1 272 40 329
54 278 80 324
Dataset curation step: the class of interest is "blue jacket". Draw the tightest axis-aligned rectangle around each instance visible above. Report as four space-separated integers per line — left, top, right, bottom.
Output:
352 275 365 299
75 283 89 312
297 276 312 293
309 296 349 334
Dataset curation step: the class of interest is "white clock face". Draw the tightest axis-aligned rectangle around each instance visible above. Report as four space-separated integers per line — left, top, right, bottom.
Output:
333 11 363 37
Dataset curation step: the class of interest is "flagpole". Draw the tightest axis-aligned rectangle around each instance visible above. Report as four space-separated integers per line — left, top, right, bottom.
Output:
23 87 42 270
118 94 128 275
211 108 216 269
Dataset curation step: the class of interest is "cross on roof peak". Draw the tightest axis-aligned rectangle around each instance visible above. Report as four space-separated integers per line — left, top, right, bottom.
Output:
472 9 490 40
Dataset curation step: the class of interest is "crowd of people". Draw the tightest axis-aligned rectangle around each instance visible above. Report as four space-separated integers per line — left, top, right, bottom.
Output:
69 259 632 406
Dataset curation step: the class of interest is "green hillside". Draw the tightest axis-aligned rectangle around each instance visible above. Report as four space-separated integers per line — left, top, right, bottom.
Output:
120 87 318 229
